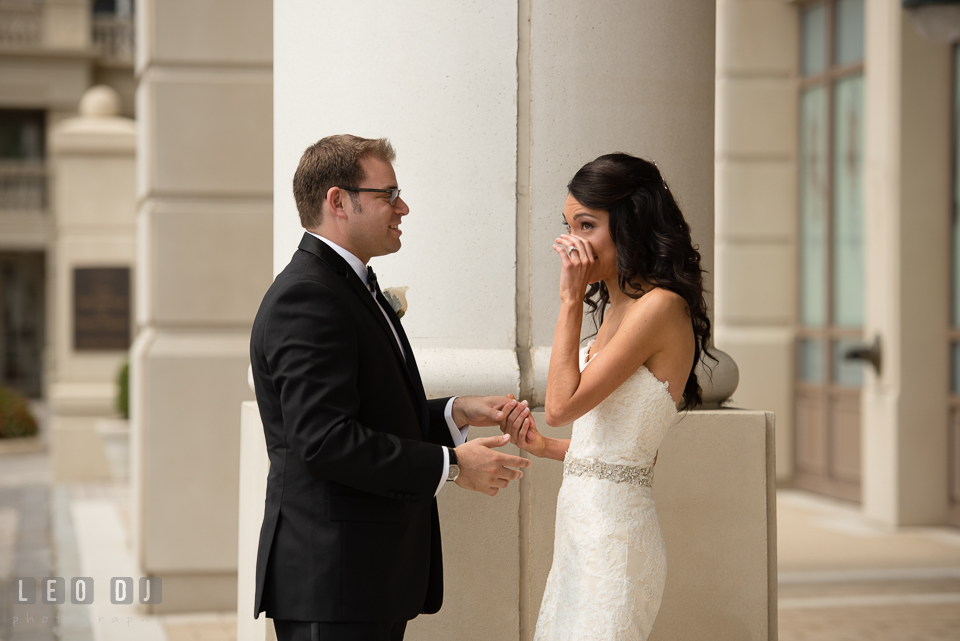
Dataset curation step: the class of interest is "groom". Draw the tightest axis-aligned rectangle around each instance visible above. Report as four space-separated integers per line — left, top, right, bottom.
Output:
249 134 530 641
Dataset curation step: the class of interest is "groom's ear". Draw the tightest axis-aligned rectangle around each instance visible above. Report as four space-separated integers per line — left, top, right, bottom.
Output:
326 186 348 220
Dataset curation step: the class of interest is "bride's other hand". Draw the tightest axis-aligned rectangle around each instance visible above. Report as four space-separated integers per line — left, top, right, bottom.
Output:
500 399 548 458
553 233 595 304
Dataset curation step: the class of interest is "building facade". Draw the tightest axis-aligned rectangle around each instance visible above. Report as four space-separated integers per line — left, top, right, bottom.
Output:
0 0 134 401
715 0 957 527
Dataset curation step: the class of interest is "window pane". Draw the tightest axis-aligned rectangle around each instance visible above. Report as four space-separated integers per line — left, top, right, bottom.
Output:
802 4 827 76
800 338 826 383
835 0 865 66
833 75 865 327
92 0 117 14
0 111 44 160
953 343 960 396
833 338 864 388
954 45 960 329
801 86 829 327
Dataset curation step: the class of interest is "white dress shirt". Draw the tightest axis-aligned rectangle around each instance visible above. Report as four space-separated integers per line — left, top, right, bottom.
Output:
306 231 467 495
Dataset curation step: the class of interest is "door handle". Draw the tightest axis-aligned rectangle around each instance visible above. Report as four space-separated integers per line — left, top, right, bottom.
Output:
844 335 881 376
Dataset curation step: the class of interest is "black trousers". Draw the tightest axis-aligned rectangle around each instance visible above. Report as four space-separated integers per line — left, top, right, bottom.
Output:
273 619 407 641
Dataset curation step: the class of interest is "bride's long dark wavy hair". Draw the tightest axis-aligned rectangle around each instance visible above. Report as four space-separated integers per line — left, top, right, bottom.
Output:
568 153 714 408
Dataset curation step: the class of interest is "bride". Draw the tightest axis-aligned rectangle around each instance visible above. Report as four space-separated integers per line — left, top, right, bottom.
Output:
500 153 712 640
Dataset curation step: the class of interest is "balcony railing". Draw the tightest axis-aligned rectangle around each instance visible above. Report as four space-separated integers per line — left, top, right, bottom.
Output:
0 161 47 212
92 14 133 63
0 1 42 48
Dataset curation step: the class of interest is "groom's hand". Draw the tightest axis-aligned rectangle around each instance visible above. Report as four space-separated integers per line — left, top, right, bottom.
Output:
451 395 516 427
500 399 548 458
455 434 531 496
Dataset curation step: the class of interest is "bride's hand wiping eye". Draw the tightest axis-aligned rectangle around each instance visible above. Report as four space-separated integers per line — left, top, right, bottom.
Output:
552 233 595 305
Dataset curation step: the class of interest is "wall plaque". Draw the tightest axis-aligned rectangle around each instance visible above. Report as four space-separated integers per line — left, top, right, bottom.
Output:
74 267 131 351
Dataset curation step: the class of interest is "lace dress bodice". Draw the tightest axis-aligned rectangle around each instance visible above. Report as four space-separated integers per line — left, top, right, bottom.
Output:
567 343 677 468
534 343 680 641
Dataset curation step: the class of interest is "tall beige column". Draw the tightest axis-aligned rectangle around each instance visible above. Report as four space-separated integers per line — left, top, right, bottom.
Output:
47 85 136 482
523 0 717 405
132 0 273 611
861 5 951 525
714 0 798 482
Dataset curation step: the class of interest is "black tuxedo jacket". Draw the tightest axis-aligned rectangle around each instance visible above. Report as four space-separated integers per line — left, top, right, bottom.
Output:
250 233 455 623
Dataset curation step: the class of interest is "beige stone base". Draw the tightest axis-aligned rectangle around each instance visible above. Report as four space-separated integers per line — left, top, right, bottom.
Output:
132 328 254 613
144 572 238 614
238 406 777 641
49 416 112 482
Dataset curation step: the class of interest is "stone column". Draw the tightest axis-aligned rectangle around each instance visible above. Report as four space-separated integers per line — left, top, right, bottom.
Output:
273 1 522 398
861 4 951 525
47 85 136 482
714 0 798 482
274 0 716 406
523 0 717 405
132 0 272 611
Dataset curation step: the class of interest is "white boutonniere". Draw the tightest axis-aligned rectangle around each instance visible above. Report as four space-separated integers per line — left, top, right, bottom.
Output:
382 286 409 319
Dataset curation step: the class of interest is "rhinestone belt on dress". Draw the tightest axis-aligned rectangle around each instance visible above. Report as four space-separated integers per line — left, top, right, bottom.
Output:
563 455 654 488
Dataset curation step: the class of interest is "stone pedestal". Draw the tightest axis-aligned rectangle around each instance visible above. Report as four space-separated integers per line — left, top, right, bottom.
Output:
238 407 777 641
132 0 273 611
47 85 136 482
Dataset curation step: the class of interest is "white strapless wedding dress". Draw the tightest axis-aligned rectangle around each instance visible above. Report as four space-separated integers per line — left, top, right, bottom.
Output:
534 343 679 641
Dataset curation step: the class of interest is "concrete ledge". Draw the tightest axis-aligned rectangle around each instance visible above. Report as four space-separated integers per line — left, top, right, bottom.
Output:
414 348 520 399
238 405 776 641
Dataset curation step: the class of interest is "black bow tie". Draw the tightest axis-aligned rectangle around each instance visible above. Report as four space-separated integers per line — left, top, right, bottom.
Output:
366 266 378 294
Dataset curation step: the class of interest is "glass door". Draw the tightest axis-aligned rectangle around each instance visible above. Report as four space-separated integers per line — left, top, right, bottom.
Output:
0 252 45 397
795 0 865 502
949 44 960 527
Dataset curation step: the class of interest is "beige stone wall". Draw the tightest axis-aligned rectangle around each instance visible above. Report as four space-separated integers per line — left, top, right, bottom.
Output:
237 408 777 641
714 1 956 525
861 4 951 525
132 0 272 611
714 0 798 482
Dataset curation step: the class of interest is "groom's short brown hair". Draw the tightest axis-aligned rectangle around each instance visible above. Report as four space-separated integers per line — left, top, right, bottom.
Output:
293 134 396 228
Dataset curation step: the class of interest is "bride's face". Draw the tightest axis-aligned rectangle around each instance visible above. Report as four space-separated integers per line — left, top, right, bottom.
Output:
562 194 617 284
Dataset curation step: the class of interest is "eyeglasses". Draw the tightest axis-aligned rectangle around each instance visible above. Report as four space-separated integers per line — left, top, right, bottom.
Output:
338 187 402 206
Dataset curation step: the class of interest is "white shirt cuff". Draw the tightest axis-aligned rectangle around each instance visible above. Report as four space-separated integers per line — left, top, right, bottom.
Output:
434 397 469 496
444 396 469 445
434 446 449 497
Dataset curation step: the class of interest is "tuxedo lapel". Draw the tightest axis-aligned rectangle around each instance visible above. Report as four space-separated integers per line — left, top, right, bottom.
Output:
374 285 430 438
297 234 425 428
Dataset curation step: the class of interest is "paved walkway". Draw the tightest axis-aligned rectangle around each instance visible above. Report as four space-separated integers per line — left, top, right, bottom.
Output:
777 490 960 641
0 446 236 641
3 443 960 641
0 450 58 641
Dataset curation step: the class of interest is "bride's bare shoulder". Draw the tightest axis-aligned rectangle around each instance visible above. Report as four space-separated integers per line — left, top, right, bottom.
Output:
626 288 690 324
